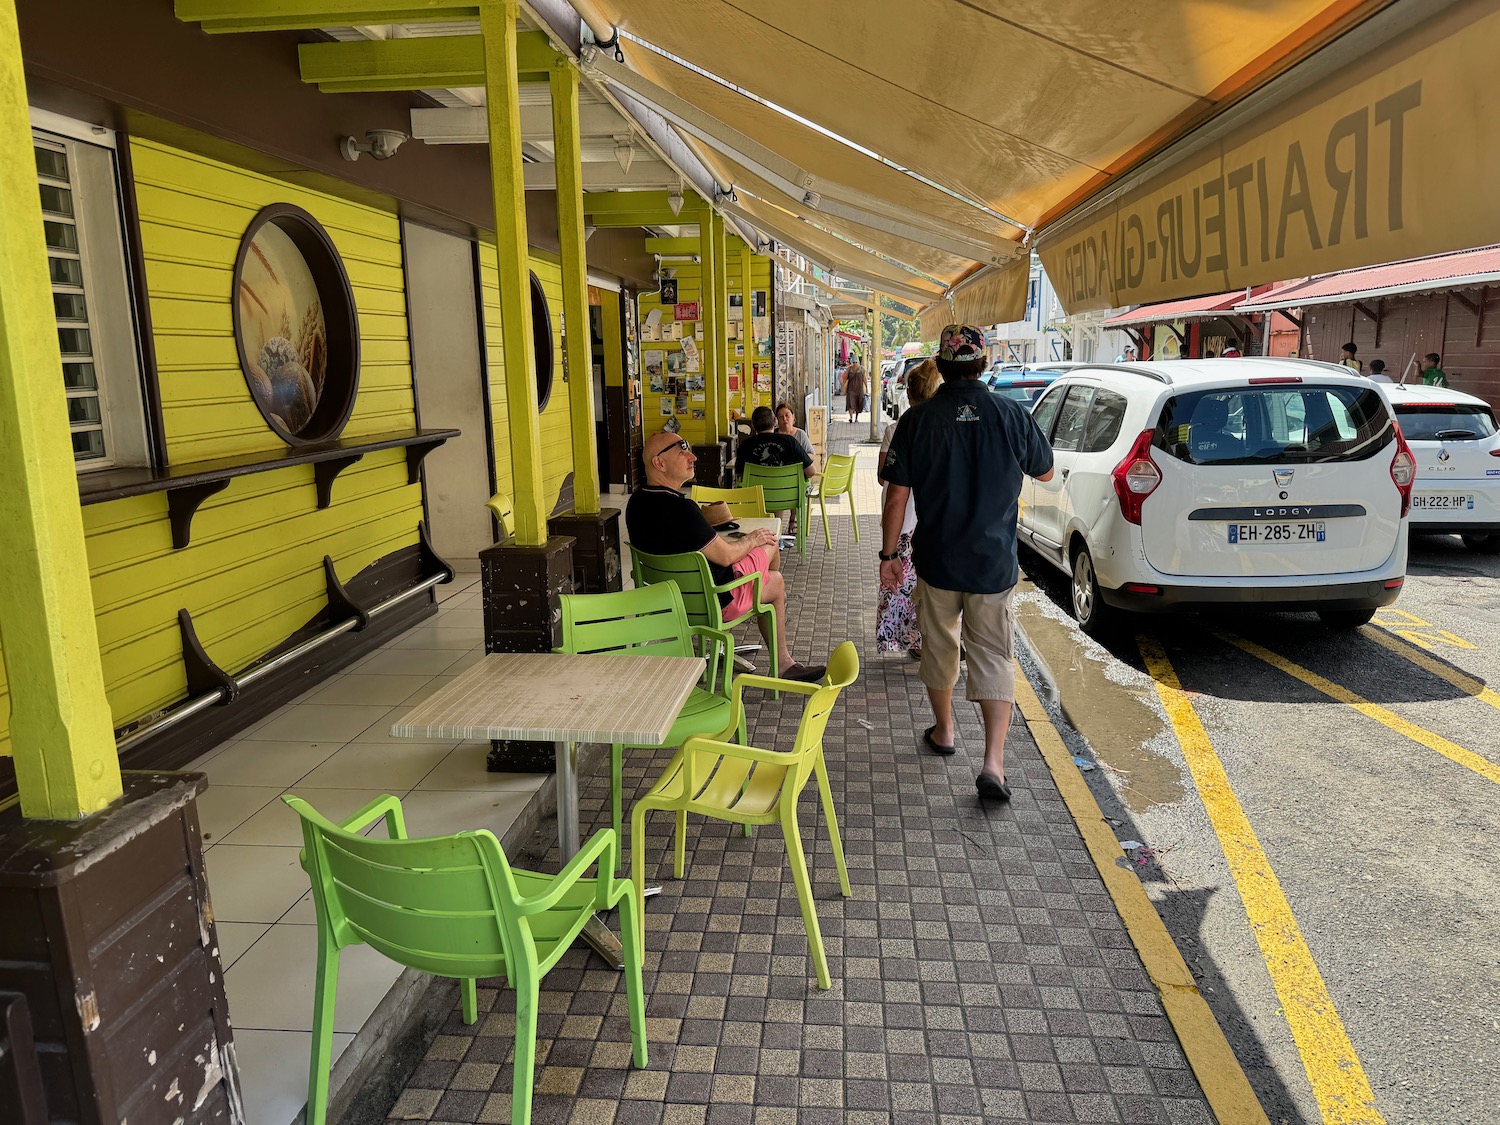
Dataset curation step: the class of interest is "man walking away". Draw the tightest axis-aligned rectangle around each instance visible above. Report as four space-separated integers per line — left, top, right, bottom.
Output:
879 325 1054 802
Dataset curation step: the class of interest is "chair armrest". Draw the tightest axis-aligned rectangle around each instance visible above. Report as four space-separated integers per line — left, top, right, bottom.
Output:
735 672 823 696
688 625 737 696
681 734 799 766
339 794 408 840
514 828 619 915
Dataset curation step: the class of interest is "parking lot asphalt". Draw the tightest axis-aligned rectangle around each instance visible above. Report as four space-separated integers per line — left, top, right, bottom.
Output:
1015 532 1500 1125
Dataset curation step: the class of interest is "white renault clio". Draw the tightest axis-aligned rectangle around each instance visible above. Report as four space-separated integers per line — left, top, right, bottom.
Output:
1017 359 1414 633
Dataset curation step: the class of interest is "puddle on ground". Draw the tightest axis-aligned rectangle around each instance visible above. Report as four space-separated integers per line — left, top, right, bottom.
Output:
1016 597 1184 812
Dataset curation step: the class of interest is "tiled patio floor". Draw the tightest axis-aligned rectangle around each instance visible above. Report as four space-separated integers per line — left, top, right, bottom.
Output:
385 415 1216 1125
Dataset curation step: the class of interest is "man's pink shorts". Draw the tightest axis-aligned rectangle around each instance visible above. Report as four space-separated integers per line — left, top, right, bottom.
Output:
725 547 771 618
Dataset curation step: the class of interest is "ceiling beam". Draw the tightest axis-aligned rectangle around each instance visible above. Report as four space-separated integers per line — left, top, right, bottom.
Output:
412 103 628 143
523 160 676 190
177 0 479 33
298 32 555 93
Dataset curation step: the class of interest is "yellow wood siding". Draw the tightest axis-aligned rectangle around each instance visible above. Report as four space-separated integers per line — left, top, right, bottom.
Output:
0 139 422 760
477 244 576 511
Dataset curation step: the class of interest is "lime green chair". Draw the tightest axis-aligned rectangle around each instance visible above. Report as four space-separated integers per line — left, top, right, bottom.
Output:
742 463 809 559
812 453 859 548
558 583 744 867
631 548 778 688
630 641 859 989
282 794 647 1125
691 484 769 518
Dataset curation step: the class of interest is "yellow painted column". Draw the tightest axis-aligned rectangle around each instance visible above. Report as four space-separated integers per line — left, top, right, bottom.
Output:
868 305 880 441
481 0 545 544
0 0 123 820
696 201 721 443
712 212 731 433
738 238 753 416
549 57 598 515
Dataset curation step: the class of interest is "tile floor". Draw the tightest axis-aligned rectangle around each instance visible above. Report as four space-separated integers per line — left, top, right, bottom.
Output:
385 418 1216 1125
187 566 547 1125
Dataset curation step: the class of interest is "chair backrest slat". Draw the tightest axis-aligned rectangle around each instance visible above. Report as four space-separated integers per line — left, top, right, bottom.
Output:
691 485 769 518
741 464 804 509
630 552 723 630
821 454 855 493
559 585 694 658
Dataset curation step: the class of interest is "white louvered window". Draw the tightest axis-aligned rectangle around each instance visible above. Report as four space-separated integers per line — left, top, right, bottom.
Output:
32 115 149 471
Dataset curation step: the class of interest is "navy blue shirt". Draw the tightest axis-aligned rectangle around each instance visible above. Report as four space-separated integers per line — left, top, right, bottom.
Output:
883 379 1053 593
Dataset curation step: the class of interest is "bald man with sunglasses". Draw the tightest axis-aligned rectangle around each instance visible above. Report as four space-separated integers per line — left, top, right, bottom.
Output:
626 431 826 683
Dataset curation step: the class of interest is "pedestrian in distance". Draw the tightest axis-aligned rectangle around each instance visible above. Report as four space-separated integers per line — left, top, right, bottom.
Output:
879 325 1055 802
1368 359 1393 384
1421 352 1450 387
1340 341 1362 372
843 361 866 422
1114 344 1138 363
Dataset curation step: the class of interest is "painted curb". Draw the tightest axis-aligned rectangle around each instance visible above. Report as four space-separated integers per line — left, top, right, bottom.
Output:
1012 643 1271 1125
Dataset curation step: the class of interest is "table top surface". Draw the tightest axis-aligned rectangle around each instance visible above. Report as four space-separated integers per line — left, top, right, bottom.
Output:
719 516 782 539
389 651 705 744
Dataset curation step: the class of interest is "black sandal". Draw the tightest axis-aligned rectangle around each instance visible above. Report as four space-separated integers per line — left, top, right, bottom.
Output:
922 725 956 756
976 772 1012 802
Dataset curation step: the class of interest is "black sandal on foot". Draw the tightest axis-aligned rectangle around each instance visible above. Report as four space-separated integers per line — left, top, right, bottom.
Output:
922 725 956 755
976 772 1012 801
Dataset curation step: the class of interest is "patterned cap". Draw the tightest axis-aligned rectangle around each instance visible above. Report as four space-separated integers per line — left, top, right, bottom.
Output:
938 324 986 361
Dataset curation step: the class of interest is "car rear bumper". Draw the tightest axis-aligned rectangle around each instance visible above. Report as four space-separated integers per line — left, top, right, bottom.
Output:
1101 577 1403 613
1409 521 1500 534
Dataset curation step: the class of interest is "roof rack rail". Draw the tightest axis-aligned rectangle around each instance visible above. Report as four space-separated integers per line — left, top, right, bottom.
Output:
1102 363 1172 384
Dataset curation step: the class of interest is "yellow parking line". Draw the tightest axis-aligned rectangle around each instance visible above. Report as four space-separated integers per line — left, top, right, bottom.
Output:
1013 668 1271 1125
1221 633 1500 786
1364 625 1500 714
1137 637 1386 1125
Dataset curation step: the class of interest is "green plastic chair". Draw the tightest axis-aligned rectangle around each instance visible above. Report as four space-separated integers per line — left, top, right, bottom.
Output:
691 484 769 518
741 462 809 559
630 641 859 989
631 547 778 690
558 583 744 867
812 453 859 548
282 793 647 1125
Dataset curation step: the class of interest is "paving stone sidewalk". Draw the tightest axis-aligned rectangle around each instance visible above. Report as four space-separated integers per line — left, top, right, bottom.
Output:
387 417 1215 1125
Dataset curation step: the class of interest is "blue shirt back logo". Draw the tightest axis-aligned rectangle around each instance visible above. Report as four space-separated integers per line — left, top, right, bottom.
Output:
956 404 980 422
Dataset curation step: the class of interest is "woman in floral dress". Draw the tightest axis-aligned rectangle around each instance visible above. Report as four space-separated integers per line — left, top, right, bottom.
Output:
875 359 939 655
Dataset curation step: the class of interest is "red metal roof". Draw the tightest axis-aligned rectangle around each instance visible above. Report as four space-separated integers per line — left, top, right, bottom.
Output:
1102 291 1246 328
1237 244 1500 311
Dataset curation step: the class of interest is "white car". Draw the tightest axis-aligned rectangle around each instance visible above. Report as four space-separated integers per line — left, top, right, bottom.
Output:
1380 383 1500 553
1017 358 1414 633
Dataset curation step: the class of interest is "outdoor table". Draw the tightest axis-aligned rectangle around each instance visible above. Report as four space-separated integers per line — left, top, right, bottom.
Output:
718 516 782 541
390 651 704 967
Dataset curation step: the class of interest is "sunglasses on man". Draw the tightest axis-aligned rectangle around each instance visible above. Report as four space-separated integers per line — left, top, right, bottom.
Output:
654 438 691 456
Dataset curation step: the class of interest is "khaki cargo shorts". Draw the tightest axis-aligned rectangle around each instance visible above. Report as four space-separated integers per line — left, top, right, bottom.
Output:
914 580 1017 702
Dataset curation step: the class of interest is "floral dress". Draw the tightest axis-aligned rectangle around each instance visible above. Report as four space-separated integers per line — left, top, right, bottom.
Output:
876 419 920 654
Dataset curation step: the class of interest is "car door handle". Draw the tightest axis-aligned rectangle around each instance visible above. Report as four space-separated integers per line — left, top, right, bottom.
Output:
1060 468 1070 479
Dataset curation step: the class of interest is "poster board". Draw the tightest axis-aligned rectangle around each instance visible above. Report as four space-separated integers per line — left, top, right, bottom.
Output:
806 405 828 475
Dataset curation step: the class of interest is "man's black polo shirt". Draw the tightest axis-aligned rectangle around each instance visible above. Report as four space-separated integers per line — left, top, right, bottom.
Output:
883 379 1053 593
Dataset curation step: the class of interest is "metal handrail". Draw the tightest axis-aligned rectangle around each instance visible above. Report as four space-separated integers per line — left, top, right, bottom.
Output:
114 573 447 755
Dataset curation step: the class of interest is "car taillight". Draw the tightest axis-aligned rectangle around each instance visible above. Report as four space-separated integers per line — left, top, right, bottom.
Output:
1111 430 1161 525
1390 424 1416 517
1490 448 1500 457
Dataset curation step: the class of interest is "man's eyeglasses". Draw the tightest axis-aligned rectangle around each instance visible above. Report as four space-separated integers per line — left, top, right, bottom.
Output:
655 439 691 456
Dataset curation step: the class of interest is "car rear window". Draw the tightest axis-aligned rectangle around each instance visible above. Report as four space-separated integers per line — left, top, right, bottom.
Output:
1393 403 1497 440
1154 385 1394 465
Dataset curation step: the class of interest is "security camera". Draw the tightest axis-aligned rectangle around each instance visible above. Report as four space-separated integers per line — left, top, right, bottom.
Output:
341 129 408 162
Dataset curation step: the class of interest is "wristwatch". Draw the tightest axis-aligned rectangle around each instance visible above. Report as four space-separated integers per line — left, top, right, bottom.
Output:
878 550 899 562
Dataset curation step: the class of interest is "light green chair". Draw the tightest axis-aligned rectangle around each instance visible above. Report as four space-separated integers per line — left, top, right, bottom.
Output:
282 793 647 1125
631 547 778 689
811 453 859 548
691 484 769 518
558 583 744 868
630 641 859 989
742 462 809 559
